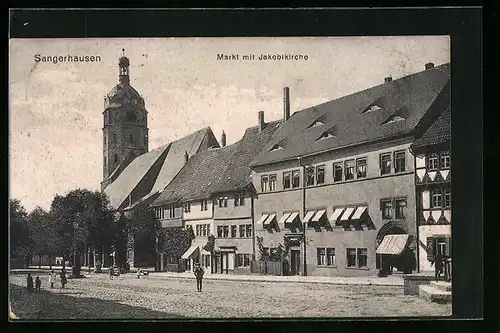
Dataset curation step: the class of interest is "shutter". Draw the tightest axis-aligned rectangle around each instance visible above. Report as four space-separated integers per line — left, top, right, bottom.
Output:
445 236 452 258
426 236 435 261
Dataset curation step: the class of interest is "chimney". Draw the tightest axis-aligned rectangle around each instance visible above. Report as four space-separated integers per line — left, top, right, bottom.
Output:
384 76 393 83
258 111 265 132
283 87 291 121
221 131 227 147
184 151 189 164
425 62 435 70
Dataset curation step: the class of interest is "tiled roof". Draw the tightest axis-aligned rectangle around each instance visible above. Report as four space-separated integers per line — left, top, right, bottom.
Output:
209 121 281 194
104 127 213 210
411 107 451 148
250 63 451 167
151 144 239 207
104 144 170 209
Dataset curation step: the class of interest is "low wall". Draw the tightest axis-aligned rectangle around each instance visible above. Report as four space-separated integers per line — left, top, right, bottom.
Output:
403 273 435 295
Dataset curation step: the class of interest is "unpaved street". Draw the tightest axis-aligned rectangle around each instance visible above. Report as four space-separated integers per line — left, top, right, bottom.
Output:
9 274 451 319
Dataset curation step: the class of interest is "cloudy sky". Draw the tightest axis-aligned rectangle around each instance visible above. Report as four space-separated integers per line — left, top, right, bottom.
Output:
9 36 450 212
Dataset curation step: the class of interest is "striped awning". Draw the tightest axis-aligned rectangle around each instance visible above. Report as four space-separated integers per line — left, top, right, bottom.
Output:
181 245 199 259
286 212 300 223
340 207 355 221
312 209 326 222
278 213 291 224
263 214 276 225
302 211 316 223
351 206 367 220
329 207 345 223
256 214 269 225
376 234 410 255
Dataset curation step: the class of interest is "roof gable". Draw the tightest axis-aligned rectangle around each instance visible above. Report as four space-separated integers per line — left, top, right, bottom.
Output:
250 63 451 167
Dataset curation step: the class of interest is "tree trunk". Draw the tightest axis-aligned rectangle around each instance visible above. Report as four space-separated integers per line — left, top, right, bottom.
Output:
39 254 42 269
49 254 52 269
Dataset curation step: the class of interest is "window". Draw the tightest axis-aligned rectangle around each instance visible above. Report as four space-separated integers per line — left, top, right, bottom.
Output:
345 160 355 180
244 254 251 266
346 248 356 267
129 134 134 145
269 174 277 191
307 167 315 186
201 200 208 211
239 225 245 237
261 176 269 192
394 151 406 173
196 225 201 237
380 153 392 175
245 224 252 238
207 225 210 236
356 158 367 178
204 254 211 267
283 172 291 189
184 202 191 213
202 224 207 236
223 226 229 238
126 111 137 122
317 248 326 266
292 170 301 188
431 190 442 208
428 153 439 170
217 226 223 238
231 226 237 238
169 206 176 218
316 165 325 184
395 198 406 219
237 254 244 267
333 162 343 182
441 152 451 169
444 188 451 207
218 197 228 208
114 153 118 163
327 248 336 266
381 199 392 219
234 194 245 207
357 248 368 267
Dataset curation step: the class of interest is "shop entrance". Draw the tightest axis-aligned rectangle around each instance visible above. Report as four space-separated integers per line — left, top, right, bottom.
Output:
290 250 301 276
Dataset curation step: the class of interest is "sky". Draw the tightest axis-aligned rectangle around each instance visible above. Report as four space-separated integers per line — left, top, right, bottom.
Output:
9 36 450 212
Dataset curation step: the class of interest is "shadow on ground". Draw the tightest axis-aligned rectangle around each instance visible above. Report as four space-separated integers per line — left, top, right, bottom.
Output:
9 284 184 320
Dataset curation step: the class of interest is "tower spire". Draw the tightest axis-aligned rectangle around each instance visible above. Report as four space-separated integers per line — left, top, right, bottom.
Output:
118 48 130 85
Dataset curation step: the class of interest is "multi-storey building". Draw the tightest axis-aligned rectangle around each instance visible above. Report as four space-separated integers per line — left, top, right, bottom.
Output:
410 107 451 272
150 112 280 274
249 63 450 277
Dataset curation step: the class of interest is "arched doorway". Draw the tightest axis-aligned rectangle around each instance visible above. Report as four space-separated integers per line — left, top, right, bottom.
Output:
376 222 415 275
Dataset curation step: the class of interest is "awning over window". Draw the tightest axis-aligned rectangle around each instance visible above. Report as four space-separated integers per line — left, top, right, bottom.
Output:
302 211 316 223
181 245 199 259
329 207 345 222
340 207 355 221
312 209 326 222
351 206 367 220
278 213 291 224
256 214 269 224
376 234 410 255
263 214 276 225
286 212 300 223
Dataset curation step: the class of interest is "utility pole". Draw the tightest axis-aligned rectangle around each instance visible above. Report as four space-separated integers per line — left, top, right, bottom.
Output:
298 157 308 276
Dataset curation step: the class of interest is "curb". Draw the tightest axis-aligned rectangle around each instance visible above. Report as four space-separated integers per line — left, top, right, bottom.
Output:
146 274 403 287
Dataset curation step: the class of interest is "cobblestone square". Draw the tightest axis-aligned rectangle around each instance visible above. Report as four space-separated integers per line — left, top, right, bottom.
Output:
9 274 451 319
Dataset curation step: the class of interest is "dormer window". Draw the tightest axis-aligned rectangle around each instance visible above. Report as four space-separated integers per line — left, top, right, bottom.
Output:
270 144 284 152
382 114 406 124
318 132 334 140
361 97 386 114
316 126 337 141
365 105 383 113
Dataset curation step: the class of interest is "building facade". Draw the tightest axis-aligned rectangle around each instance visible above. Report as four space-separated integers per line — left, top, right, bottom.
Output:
410 108 451 272
249 63 450 277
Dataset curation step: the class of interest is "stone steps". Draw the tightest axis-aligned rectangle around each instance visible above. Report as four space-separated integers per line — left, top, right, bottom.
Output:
419 284 452 304
430 281 452 292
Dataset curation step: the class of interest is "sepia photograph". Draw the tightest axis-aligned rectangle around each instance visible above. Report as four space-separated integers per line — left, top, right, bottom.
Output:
9 34 454 319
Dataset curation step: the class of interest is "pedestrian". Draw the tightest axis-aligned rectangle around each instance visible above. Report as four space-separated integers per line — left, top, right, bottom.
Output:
194 263 205 292
35 276 41 292
60 270 67 289
26 273 34 292
109 266 114 280
430 252 444 282
49 269 56 289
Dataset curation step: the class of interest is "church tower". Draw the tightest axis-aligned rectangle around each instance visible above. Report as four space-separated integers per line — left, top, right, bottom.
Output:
102 49 149 185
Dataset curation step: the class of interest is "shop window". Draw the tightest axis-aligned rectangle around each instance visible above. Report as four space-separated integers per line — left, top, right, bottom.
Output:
317 248 326 266
346 248 357 267
357 248 368 268
327 248 336 266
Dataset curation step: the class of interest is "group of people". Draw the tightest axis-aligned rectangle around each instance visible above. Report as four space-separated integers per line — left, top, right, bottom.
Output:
26 269 67 292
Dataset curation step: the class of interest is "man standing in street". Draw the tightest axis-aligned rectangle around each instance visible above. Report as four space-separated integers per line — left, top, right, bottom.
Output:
430 252 444 282
194 263 204 292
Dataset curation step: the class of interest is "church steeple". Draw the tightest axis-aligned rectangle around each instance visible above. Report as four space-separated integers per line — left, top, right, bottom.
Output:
118 48 130 86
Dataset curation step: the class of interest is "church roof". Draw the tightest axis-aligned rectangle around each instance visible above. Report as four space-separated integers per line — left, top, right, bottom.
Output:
104 127 214 210
250 63 451 167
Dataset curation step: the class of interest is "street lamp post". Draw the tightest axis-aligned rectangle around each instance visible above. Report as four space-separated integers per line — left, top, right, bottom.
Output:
298 157 308 276
72 220 78 277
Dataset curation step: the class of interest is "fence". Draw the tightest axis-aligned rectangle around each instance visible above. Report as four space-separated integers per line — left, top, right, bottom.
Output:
250 260 286 276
